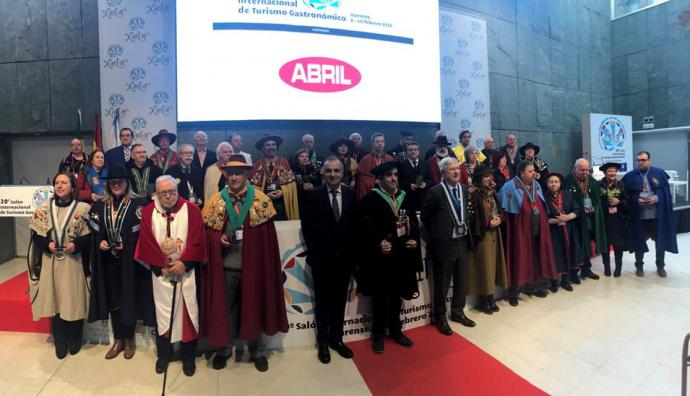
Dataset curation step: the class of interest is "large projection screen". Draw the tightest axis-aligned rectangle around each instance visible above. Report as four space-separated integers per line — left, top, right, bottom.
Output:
176 0 440 123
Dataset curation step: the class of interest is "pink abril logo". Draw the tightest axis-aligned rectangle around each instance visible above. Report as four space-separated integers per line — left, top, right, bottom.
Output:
279 57 361 93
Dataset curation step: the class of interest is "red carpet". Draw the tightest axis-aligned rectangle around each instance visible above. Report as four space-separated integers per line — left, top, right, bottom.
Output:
0 271 50 333
349 325 547 396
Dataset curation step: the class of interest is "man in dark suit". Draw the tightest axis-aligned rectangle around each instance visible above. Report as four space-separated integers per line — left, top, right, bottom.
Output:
192 131 217 172
301 156 357 364
104 128 134 167
497 133 519 172
398 142 432 213
481 136 498 167
165 144 204 207
421 157 475 335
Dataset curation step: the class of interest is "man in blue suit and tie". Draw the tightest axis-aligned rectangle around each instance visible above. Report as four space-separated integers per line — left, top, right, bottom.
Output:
104 128 134 167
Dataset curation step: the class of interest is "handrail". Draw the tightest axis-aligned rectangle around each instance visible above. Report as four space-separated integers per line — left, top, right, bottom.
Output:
682 333 690 396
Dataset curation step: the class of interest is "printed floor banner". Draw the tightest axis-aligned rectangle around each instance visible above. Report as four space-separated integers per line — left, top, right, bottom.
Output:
439 8 491 148
98 0 177 154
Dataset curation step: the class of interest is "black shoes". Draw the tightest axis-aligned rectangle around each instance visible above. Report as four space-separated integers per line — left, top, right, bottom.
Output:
435 319 453 336
253 356 269 372
487 295 500 312
603 264 612 277
329 342 354 359
528 289 548 298
613 265 622 278
508 296 519 307
212 353 230 370
477 296 494 314
155 358 168 374
390 333 414 347
450 313 476 327
657 268 667 278
549 280 559 293
318 344 331 364
635 267 644 277
182 360 196 377
68 338 82 355
581 267 600 280
569 271 582 285
372 336 384 354
560 278 573 292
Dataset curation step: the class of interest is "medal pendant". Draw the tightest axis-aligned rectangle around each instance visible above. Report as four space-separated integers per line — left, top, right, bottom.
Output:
161 237 177 257
54 249 66 260
532 207 540 216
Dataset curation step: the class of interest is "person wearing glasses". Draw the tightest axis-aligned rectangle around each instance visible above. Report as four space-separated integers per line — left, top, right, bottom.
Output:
564 158 607 282
135 176 207 376
622 151 678 277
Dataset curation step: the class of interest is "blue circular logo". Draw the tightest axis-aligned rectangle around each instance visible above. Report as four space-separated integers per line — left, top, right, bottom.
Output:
303 0 339 10
471 21 482 32
131 117 147 131
130 68 146 81
474 100 485 111
32 186 54 209
106 0 122 6
458 79 470 90
460 119 472 129
153 91 169 105
152 41 168 55
442 56 454 68
129 17 145 31
107 44 123 58
441 15 453 27
443 97 456 110
472 61 483 72
456 39 468 50
109 94 125 107
599 117 626 152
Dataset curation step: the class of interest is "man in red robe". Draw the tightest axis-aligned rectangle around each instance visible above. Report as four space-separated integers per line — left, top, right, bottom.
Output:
201 155 288 372
135 175 207 376
150 129 179 172
356 133 394 200
249 134 299 220
497 160 557 306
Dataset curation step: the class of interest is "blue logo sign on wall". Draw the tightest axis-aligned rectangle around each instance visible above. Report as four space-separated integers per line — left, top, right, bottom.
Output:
107 44 123 57
130 68 146 81
152 41 168 55
153 91 169 105
131 117 147 131
107 0 121 6
460 119 472 130
109 94 125 107
303 0 339 10
129 17 145 31
598 117 626 152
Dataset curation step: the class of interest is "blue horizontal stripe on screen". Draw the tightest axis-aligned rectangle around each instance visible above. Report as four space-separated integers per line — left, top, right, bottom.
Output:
212 22 414 45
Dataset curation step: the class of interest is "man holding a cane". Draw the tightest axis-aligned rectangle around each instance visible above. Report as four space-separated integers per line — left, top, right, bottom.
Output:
135 175 207 377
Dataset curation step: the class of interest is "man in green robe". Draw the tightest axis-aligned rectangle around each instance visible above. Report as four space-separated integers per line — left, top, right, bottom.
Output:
564 158 607 282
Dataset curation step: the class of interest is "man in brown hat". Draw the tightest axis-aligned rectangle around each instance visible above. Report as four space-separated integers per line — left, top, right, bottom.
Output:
201 155 288 372
250 134 299 220
150 129 178 173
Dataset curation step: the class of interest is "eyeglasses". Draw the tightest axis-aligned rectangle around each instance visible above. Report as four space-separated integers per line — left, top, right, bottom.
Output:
636 158 649 162
157 189 178 197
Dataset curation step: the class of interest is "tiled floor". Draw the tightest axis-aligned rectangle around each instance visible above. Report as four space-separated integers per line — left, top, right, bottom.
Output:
0 233 687 395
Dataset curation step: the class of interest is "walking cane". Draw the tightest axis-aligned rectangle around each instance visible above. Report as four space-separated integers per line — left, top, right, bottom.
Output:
161 276 178 396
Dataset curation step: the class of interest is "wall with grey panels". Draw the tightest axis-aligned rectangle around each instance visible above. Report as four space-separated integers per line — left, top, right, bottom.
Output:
612 0 690 130
443 0 613 173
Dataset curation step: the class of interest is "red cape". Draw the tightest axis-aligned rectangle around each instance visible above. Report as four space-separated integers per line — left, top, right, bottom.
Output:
135 198 207 268
201 214 288 346
504 194 557 287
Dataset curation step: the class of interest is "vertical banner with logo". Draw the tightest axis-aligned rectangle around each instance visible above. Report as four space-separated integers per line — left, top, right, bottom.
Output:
582 113 633 172
98 0 176 153
439 9 491 148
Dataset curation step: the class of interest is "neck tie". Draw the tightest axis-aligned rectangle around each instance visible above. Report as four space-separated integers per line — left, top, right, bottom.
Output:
413 160 418 169
184 167 190 176
124 147 131 162
452 187 459 199
331 189 340 222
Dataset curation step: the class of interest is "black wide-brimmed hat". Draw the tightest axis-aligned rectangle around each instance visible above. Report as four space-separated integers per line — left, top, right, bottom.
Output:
519 142 540 156
472 165 494 186
151 129 177 147
329 137 354 154
400 130 415 137
255 134 283 151
432 135 450 145
372 160 398 177
600 162 621 172
103 164 128 180
545 172 565 183
219 154 253 170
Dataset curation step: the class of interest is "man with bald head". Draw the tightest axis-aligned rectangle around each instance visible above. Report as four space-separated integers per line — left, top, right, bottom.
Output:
166 144 204 206
192 131 217 172
564 158 607 281
481 136 497 167
498 134 519 171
